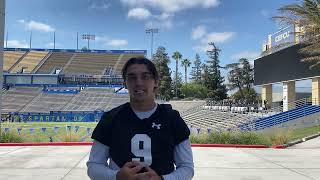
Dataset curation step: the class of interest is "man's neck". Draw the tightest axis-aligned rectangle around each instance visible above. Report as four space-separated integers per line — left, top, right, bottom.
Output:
130 100 156 112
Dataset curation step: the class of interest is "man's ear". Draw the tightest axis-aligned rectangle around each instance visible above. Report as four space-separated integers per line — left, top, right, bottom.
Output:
154 80 159 89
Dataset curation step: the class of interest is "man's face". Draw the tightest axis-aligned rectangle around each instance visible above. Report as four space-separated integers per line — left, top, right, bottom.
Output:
124 64 158 103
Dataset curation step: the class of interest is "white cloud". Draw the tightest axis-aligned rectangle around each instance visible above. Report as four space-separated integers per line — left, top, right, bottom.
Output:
260 10 269 17
18 20 55 32
121 0 220 13
231 51 260 61
88 0 110 10
95 35 129 47
5 40 28 48
192 25 206 40
146 19 172 30
202 32 235 43
105 39 128 47
155 12 173 21
192 44 211 52
17 19 25 24
128 8 152 20
45 42 60 49
192 30 235 52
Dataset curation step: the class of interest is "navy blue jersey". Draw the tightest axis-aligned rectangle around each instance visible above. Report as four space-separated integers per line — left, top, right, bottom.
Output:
91 102 190 175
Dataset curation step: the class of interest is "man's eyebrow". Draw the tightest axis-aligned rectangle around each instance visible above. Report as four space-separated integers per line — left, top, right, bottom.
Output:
127 72 151 76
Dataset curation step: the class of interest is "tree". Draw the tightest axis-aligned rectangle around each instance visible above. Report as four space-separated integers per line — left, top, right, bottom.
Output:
226 58 254 100
190 53 202 84
172 71 184 98
239 58 254 91
204 42 228 100
232 87 259 104
181 58 191 83
226 62 244 98
181 82 208 99
152 46 172 100
273 0 320 69
172 51 182 97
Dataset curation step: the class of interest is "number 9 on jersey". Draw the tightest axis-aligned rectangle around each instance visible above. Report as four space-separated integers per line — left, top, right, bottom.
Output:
131 134 152 166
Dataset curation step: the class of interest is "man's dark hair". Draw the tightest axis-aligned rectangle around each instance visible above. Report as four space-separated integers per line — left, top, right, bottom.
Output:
122 57 159 81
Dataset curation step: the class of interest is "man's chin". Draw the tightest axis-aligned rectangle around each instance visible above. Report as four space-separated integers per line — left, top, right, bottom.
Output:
131 96 146 102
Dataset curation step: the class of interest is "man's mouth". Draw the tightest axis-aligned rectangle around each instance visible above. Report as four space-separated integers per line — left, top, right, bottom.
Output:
135 90 145 94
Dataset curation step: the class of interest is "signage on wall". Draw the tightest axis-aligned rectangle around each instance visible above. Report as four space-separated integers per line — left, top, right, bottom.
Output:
271 26 295 47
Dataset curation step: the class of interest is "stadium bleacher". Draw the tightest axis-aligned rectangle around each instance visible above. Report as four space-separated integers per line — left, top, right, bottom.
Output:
3 48 318 133
62 53 121 75
36 52 73 74
1 87 42 113
3 51 26 72
10 51 49 73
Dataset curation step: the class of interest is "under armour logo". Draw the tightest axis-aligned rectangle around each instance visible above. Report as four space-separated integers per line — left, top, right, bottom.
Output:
152 122 161 129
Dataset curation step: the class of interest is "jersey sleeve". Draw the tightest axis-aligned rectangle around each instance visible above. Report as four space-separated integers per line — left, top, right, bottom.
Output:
91 112 113 146
172 110 191 145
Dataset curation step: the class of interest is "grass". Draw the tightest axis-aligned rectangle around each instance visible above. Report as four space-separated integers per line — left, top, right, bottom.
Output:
0 131 24 143
1 122 319 146
0 122 97 143
190 131 272 146
289 125 320 141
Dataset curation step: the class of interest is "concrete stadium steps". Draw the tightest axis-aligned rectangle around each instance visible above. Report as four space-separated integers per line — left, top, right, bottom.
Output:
182 109 256 131
113 54 143 75
20 93 76 113
10 51 48 73
36 52 74 74
62 88 120 111
104 94 130 110
3 51 25 72
168 100 205 114
1 87 42 113
63 53 120 75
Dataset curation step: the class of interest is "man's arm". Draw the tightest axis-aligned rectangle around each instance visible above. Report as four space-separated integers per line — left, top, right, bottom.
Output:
86 140 118 180
162 139 194 180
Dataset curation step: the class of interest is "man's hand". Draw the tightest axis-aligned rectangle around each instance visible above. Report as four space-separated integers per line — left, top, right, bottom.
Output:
116 162 163 180
116 161 145 180
144 166 163 180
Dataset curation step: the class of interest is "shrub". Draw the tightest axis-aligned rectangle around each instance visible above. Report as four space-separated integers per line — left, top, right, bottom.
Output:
0 132 24 143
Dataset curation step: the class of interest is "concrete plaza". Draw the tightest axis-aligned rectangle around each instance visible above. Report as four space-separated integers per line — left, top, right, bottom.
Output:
0 138 319 180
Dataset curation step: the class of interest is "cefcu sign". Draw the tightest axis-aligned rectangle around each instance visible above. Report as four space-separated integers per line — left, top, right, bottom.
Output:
271 26 295 47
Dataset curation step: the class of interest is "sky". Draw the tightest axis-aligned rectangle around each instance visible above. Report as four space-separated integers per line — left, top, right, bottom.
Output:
4 0 311 92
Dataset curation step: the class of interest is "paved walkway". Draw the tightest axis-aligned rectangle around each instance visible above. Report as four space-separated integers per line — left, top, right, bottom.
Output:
0 145 319 180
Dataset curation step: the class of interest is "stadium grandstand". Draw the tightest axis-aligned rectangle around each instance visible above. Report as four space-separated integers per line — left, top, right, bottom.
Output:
1 39 320 136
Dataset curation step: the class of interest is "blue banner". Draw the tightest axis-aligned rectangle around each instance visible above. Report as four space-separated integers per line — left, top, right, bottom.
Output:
10 111 104 122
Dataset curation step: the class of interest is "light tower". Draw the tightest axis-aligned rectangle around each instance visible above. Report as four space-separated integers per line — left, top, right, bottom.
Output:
145 28 159 58
82 34 95 50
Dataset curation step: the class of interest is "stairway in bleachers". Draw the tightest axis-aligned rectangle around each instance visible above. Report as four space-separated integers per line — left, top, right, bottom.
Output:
63 53 120 75
3 51 26 72
36 52 74 74
10 51 48 73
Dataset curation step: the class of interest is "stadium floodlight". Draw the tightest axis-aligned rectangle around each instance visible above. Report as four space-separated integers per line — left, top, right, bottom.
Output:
145 28 159 58
82 34 95 50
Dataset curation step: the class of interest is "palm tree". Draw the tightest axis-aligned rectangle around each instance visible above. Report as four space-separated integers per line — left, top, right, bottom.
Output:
181 58 191 83
273 0 320 69
172 51 182 97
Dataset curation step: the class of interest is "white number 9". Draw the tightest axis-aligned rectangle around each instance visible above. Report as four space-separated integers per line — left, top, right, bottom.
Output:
131 134 152 166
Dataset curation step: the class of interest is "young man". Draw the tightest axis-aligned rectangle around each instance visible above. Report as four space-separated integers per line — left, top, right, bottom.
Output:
87 57 194 180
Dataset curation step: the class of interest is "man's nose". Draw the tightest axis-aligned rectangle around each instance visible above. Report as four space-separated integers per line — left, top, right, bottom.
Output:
135 77 144 85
